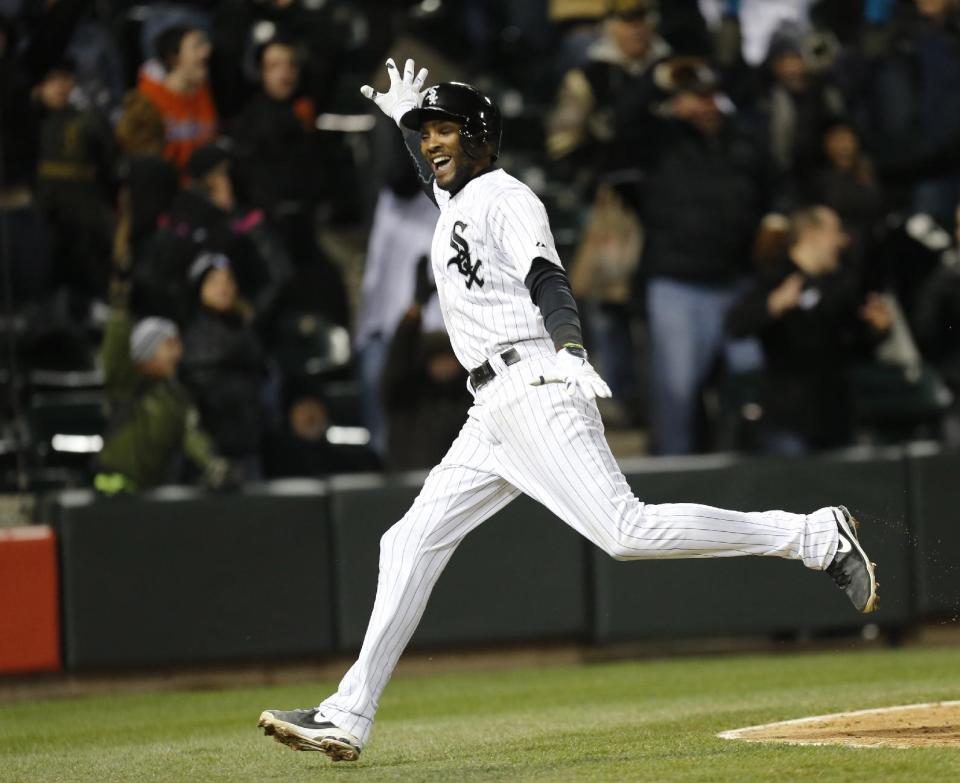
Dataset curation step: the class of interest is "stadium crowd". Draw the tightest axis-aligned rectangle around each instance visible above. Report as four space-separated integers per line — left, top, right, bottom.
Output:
0 0 958 493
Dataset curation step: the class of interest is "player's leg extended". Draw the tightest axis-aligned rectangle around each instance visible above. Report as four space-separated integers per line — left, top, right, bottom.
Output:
260 413 520 758
489 360 844 571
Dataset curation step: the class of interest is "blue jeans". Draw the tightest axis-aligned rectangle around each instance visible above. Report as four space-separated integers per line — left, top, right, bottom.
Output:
358 335 388 458
646 277 762 455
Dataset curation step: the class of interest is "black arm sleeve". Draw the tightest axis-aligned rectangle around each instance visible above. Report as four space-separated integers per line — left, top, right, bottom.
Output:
402 128 438 207
525 257 583 351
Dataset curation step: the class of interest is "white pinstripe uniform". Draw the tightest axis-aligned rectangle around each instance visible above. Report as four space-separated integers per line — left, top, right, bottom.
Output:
315 166 841 746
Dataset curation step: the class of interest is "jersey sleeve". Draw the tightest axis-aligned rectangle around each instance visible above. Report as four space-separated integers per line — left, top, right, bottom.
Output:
490 190 562 278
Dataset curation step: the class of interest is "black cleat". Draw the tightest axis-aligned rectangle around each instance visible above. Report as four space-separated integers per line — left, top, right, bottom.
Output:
258 708 362 761
826 506 879 613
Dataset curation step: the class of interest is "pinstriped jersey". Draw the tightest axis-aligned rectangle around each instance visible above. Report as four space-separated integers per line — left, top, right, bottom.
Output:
431 169 562 370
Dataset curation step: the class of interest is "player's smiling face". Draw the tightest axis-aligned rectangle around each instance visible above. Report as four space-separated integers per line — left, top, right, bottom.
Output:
420 117 485 193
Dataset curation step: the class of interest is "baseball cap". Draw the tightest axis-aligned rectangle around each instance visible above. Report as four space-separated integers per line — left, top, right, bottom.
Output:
130 317 179 362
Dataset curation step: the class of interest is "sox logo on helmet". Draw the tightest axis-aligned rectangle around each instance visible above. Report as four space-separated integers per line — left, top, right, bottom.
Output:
401 81 502 160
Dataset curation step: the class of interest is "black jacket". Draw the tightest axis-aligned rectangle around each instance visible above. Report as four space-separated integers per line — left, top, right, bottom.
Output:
180 308 266 459
121 153 179 251
637 118 772 285
232 92 319 214
134 189 292 322
727 254 882 446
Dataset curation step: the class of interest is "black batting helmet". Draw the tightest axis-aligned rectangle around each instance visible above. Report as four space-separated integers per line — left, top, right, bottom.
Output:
401 82 502 161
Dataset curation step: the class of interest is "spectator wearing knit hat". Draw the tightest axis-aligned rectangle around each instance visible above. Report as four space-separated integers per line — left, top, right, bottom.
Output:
95 267 230 493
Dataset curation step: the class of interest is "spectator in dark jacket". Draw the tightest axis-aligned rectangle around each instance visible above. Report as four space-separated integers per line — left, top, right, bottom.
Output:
209 0 342 120
34 57 116 303
727 206 893 455
180 252 268 480
232 37 319 233
547 0 671 191
630 61 768 454
861 0 960 227
263 379 380 478
134 141 292 323
0 17 52 307
230 38 352 342
803 121 886 269
760 33 845 178
906 0 960 225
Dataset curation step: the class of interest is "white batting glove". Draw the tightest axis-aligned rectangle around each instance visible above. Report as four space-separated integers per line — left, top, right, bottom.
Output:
360 57 429 127
532 347 612 401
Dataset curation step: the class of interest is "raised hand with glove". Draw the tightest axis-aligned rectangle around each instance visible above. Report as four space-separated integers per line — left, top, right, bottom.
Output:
532 344 612 401
361 58 430 126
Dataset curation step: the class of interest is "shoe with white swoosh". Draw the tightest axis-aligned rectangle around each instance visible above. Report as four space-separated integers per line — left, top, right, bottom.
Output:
825 506 879 613
257 708 362 761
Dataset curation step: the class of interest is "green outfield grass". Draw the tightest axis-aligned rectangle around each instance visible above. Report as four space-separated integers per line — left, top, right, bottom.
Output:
2 646 959 782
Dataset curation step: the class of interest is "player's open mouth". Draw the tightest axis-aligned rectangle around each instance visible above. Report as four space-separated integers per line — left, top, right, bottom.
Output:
432 156 452 175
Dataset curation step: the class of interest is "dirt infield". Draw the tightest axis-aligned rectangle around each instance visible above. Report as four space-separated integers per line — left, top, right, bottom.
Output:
719 701 960 748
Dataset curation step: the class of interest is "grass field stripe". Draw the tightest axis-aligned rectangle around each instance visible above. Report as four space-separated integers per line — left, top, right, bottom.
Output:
717 700 960 747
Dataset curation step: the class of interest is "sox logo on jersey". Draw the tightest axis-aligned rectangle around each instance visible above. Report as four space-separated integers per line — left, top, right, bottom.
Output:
447 221 484 289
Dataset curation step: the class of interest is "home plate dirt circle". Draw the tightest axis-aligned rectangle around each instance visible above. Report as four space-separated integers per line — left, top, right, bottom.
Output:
718 701 960 749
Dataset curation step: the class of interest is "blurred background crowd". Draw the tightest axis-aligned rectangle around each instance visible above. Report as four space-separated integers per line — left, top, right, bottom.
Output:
1 0 959 496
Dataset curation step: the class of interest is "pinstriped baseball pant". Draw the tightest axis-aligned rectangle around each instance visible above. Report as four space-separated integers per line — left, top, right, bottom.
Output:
319 352 840 744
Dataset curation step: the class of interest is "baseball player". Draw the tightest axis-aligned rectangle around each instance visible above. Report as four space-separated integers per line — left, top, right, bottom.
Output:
258 58 879 762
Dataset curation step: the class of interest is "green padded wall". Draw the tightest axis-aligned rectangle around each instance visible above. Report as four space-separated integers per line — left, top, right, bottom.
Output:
57 486 334 669
591 453 914 641
329 474 588 649
907 449 960 618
